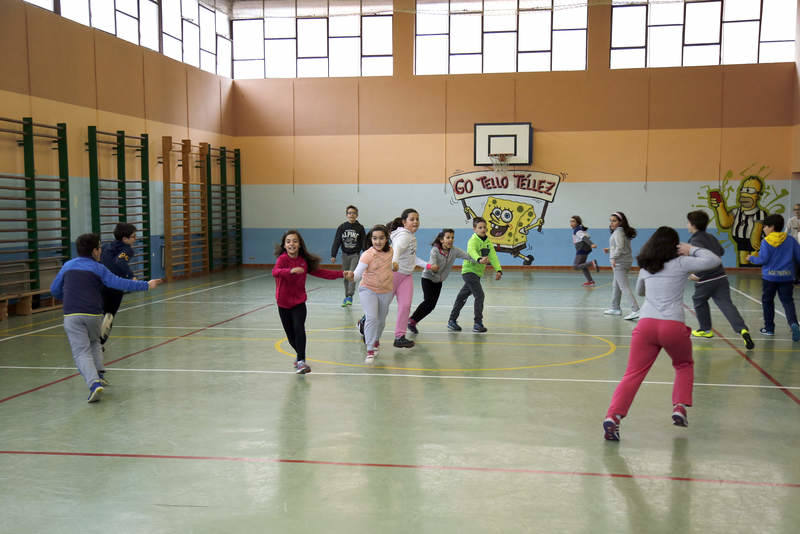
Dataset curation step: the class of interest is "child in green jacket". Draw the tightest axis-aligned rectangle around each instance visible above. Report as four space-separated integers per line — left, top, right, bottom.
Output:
447 217 503 332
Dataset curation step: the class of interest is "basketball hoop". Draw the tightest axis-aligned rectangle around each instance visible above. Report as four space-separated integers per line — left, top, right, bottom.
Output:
488 153 511 177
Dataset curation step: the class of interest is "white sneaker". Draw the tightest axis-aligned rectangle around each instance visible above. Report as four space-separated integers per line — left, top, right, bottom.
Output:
100 313 114 338
365 351 375 364
603 309 622 316
623 311 640 321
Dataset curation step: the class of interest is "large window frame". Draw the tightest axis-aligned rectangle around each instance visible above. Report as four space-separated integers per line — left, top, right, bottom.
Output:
610 0 797 69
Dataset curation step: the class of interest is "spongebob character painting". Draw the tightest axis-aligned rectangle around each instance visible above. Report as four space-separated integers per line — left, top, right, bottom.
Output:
700 166 788 266
449 170 562 265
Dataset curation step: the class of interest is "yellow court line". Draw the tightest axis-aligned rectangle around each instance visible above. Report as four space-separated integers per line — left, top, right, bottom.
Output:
273 324 617 372
485 282 612 291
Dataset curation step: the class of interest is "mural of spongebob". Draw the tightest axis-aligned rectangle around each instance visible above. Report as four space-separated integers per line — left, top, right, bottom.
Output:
449 170 561 265
698 165 787 267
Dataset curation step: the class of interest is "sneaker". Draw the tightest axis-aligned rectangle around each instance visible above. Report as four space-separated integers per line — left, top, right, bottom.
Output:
447 320 462 331
357 315 366 343
603 309 622 316
592 259 600 273
393 336 415 348
98 371 110 386
365 350 375 364
582 281 596 287
760 327 774 336
100 313 113 344
791 323 800 342
341 298 348 308
740 329 754 350
623 311 640 321
295 360 311 374
345 296 353 306
473 322 488 333
407 320 419 334
672 404 688 427
87 381 104 403
691 330 714 338
603 414 621 441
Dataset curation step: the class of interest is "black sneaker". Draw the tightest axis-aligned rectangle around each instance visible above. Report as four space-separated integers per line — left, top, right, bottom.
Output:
473 322 488 333
447 320 462 332
357 315 366 343
393 336 415 348
741 329 755 350
407 321 419 334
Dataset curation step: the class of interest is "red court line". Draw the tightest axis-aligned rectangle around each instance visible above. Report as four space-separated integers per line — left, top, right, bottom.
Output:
0 450 797 488
683 304 800 405
0 302 275 405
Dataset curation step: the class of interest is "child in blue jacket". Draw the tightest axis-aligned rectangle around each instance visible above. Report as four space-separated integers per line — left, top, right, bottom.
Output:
51 233 161 402
746 213 800 341
99 223 137 345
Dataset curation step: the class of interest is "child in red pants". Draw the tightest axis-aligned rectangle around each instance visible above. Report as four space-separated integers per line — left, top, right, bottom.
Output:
603 227 720 441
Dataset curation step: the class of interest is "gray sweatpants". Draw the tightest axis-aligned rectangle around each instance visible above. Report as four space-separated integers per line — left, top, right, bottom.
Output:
611 263 639 312
342 252 359 297
64 314 104 387
450 272 485 323
359 286 393 351
573 253 593 282
692 277 747 333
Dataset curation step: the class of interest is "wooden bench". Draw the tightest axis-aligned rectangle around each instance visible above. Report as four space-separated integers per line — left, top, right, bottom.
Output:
0 289 62 319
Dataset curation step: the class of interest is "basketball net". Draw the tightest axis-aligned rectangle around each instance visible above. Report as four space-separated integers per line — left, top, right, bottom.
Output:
488 153 511 177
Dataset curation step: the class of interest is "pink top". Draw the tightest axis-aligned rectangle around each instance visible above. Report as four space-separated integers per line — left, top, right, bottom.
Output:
357 247 394 294
272 253 343 308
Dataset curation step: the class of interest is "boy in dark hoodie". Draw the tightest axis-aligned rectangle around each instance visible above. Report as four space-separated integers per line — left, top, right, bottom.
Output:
99 222 138 345
330 205 366 307
687 210 754 350
746 213 800 341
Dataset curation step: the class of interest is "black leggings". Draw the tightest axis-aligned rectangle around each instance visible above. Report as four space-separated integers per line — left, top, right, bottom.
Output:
102 288 124 316
410 278 443 323
278 303 307 361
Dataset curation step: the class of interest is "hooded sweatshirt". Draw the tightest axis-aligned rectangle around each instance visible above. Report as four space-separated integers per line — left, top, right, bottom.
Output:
390 227 427 275
748 232 800 282
462 233 502 278
572 225 594 254
422 245 474 284
100 240 135 279
609 227 633 265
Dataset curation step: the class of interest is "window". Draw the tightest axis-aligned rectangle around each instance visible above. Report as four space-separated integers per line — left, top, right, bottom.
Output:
415 0 588 74
232 0 393 79
44 0 233 77
610 0 797 69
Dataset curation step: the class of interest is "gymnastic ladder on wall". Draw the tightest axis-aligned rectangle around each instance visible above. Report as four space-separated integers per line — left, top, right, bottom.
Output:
161 137 209 281
206 145 242 271
0 117 70 319
87 127 152 280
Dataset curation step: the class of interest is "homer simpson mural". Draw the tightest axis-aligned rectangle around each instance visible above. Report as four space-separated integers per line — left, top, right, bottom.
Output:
704 167 787 266
449 170 562 265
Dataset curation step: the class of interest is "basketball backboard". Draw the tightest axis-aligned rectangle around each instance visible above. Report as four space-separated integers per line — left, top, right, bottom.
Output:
474 122 532 166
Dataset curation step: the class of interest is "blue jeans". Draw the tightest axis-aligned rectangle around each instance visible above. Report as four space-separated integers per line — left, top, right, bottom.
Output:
761 279 798 331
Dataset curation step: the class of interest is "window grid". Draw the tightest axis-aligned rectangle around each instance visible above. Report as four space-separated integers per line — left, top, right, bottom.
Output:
233 3 394 79
610 0 796 69
415 1 588 74
25 0 233 77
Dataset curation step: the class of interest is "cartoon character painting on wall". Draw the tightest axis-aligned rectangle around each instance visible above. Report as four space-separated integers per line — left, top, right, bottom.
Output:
449 171 562 265
701 165 788 266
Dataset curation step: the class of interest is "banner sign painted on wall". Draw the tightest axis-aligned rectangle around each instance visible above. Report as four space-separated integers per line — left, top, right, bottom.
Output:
448 170 562 203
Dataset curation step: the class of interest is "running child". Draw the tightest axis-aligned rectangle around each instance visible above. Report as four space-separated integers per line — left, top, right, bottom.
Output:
603 226 721 441
99 222 138 346
50 233 161 402
330 205 366 307
603 211 640 320
570 215 599 287
353 225 397 363
745 213 800 341
407 228 472 334
388 208 431 348
273 230 352 374
448 217 502 333
686 210 754 349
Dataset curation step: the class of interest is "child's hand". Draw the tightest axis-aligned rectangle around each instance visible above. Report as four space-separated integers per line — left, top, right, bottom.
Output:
290 267 305 274
430 264 440 272
330 257 336 264
745 255 753 263
147 279 163 290
610 259 616 268
591 244 597 248
479 257 489 264
603 247 609 254
343 271 354 280
392 262 399 272
677 243 692 256
688 274 700 281
495 271 502 281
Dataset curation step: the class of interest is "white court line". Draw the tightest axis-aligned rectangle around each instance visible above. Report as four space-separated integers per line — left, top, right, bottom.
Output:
730 286 786 318
0 274 271 343
0 365 797 389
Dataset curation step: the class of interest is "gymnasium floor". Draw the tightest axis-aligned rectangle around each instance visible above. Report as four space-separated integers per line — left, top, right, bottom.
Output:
0 268 798 533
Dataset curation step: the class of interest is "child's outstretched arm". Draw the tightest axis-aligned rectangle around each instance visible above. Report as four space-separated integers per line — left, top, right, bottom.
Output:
98 264 151 292
309 266 344 280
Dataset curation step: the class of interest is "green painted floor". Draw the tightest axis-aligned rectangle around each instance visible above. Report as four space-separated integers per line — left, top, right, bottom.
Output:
1 268 798 533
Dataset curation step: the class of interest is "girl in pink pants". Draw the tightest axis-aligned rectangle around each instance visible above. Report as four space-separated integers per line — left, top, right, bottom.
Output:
604 226 721 441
